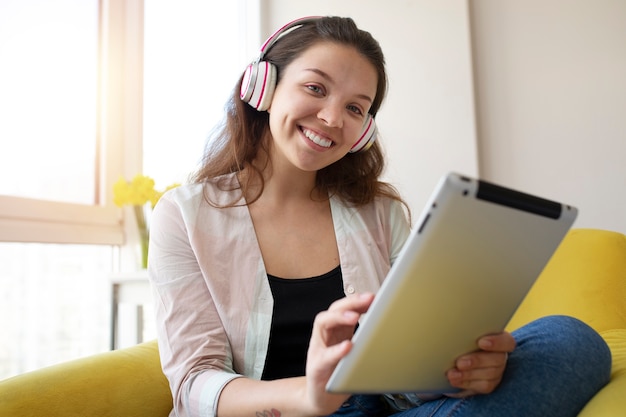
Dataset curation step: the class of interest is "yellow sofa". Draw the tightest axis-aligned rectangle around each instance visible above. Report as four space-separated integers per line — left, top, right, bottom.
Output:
1 228 625 417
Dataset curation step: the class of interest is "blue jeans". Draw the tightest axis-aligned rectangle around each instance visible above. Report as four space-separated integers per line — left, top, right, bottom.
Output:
328 315 611 417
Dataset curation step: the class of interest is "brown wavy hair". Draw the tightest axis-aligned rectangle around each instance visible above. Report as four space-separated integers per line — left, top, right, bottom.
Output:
192 16 408 216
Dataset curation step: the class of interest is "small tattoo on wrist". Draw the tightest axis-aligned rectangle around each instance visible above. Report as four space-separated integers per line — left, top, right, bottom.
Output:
256 408 281 417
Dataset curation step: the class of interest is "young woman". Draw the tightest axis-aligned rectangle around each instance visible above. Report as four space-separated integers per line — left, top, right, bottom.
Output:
148 16 611 417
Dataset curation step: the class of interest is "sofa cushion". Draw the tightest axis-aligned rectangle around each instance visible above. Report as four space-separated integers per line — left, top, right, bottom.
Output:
0 340 172 417
507 228 626 333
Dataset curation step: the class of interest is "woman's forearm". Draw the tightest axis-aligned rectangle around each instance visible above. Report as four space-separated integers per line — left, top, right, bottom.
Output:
216 376 346 417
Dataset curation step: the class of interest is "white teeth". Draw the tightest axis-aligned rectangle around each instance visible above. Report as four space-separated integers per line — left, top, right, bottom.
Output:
303 128 332 148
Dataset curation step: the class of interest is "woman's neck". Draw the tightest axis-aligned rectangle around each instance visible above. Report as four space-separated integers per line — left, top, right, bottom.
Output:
246 147 322 204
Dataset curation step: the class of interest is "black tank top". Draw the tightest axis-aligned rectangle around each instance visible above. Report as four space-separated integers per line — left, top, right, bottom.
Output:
261 265 345 380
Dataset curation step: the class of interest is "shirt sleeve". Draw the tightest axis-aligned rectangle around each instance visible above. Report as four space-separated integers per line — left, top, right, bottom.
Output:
388 198 412 265
148 191 241 417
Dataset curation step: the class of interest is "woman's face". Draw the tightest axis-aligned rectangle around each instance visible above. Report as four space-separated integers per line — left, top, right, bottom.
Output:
267 41 378 173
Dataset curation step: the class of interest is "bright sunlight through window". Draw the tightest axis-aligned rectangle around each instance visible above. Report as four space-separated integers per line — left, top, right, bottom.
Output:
0 0 253 380
0 0 98 204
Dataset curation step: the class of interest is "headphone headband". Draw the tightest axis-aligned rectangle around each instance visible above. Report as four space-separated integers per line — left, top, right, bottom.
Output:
258 16 323 61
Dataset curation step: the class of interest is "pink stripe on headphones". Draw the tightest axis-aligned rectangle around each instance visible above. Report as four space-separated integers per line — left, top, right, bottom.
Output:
254 62 270 109
350 115 377 153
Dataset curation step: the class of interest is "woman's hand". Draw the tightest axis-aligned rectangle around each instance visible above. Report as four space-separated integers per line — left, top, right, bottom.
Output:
303 293 375 416
445 331 516 398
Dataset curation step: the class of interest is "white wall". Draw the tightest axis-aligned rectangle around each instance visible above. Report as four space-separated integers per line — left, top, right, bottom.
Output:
261 0 626 235
469 0 626 234
262 0 478 216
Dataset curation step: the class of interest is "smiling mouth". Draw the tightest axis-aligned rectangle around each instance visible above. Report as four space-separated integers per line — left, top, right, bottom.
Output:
301 127 333 148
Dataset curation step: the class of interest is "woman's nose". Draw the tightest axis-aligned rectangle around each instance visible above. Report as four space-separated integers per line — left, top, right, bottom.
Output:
317 103 344 128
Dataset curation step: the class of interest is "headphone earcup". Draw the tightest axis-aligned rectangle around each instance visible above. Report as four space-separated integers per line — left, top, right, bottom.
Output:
240 61 277 111
349 114 377 153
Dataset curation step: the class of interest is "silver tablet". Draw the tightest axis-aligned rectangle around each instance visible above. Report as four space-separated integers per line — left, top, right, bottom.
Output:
326 172 577 394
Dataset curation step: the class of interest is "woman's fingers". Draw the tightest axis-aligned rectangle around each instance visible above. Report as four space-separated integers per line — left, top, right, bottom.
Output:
303 293 375 415
477 332 516 353
313 293 374 347
447 352 508 393
306 293 374 375
446 331 515 397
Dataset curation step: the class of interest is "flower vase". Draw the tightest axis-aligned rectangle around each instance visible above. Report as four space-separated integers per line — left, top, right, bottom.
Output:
134 205 150 269
139 225 149 269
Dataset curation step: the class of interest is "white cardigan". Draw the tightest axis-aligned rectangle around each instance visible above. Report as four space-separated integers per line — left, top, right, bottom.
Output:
149 173 411 417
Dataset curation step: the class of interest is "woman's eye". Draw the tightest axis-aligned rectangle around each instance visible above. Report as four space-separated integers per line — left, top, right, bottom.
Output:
307 85 324 94
347 105 363 115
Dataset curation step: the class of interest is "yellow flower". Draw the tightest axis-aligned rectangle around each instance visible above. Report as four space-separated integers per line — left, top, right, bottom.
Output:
113 174 180 209
113 174 180 268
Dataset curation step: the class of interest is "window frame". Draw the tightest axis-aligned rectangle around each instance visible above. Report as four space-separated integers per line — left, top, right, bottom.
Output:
0 0 144 246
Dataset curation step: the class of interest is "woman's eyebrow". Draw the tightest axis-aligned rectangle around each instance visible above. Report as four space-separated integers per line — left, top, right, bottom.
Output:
304 68 373 104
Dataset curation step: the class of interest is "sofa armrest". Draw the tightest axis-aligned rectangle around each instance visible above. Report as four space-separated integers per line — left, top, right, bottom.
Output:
0 340 172 417
507 228 626 333
506 228 626 416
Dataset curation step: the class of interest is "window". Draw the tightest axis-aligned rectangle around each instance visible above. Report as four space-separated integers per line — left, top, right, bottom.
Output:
0 0 137 246
0 243 113 378
0 0 256 380
0 0 99 204
143 0 259 186
0 0 142 379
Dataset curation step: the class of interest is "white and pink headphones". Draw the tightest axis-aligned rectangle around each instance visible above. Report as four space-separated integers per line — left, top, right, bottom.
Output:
239 16 378 153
